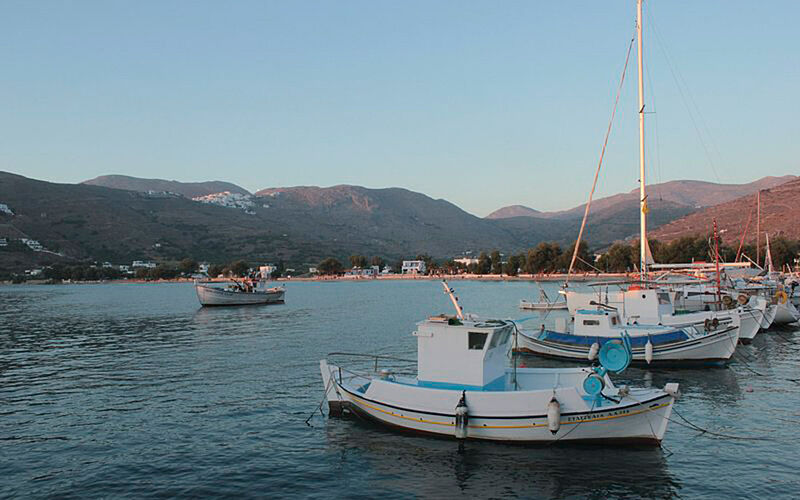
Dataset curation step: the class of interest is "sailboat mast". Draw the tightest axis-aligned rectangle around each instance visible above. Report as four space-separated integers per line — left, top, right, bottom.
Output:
756 190 761 265
637 0 647 281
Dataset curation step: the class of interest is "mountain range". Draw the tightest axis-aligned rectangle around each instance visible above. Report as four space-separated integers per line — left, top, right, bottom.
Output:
651 177 800 244
0 171 796 273
83 175 251 198
486 176 796 220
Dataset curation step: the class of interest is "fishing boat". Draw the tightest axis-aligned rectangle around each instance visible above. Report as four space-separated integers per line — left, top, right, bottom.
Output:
519 288 568 311
516 304 739 366
320 282 679 444
195 279 285 306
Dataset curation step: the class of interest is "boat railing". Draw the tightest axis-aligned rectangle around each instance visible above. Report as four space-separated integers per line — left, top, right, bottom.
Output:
327 352 417 380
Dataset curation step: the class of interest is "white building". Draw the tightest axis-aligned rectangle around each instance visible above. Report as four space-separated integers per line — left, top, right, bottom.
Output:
345 266 380 278
402 260 426 275
198 263 210 274
0 203 13 215
132 260 157 268
21 238 43 251
0 238 7 247
119 265 131 273
259 265 277 277
454 257 479 266
308 267 318 274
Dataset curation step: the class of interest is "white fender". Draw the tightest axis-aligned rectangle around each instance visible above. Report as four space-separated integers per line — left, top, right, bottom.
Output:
547 397 561 434
645 339 653 365
588 342 600 361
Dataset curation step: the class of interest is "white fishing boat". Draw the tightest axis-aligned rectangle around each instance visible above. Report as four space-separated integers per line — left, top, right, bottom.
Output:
519 288 568 311
320 284 678 444
516 304 739 366
195 279 285 306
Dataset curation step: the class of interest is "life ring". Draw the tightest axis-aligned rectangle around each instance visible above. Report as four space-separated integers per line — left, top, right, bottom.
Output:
775 290 788 305
722 295 734 308
737 294 749 306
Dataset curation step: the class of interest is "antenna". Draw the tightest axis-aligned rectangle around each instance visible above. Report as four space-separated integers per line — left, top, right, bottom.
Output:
441 280 465 320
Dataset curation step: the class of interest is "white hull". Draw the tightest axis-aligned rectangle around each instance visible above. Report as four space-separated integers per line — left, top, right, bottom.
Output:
737 307 762 342
195 284 285 306
761 304 778 329
519 300 568 311
772 301 800 325
516 326 738 366
321 360 675 444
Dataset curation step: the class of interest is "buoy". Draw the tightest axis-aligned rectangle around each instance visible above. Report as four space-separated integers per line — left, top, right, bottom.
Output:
645 338 653 365
547 397 561 434
737 294 749 306
588 342 600 361
454 392 469 439
775 290 788 305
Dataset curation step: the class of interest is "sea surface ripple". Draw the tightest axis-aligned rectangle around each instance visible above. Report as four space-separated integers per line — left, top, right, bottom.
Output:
1 281 799 499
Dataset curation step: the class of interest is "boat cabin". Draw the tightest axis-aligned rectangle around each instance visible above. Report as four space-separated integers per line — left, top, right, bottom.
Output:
572 309 623 335
413 316 513 390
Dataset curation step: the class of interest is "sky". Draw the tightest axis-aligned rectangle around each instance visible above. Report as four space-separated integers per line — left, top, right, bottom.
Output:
1 1 798 216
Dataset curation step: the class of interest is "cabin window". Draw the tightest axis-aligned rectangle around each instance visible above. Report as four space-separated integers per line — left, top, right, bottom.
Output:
611 316 618 325
468 331 488 350
657 293 671 305
582 319 600 326
488 327 511 348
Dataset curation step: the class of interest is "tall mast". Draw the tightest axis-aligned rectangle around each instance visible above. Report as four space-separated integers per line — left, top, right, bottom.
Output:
756 190 761 265
637 0 647 281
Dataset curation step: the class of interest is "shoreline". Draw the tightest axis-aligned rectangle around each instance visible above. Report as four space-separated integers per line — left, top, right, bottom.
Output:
1 272 631 286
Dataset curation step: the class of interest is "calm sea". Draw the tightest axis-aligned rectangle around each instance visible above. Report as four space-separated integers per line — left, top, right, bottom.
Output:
1 281 798 499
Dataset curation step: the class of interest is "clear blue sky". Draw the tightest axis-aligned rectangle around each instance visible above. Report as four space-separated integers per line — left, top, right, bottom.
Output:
1 1 797 216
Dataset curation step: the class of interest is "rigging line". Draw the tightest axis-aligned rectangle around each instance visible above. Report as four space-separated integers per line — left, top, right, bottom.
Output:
565 29 637 285
735 200 756 262
645 3 721 184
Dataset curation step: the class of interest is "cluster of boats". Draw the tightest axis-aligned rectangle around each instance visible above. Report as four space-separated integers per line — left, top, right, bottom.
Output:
318 269 798 445
517 269 800 366
316 0 799 446
320 281 681 445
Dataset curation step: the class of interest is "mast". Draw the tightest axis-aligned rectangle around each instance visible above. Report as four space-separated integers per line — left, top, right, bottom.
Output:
756 190 761 265
637 0 647 281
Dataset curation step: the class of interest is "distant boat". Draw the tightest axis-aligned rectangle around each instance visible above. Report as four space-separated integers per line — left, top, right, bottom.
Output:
519 288 567 311
195 279 285 306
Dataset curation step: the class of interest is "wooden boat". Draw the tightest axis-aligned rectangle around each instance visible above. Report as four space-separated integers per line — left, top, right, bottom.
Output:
195 280 285 306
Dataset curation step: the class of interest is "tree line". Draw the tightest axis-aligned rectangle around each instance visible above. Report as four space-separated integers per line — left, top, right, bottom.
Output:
315 236 800 276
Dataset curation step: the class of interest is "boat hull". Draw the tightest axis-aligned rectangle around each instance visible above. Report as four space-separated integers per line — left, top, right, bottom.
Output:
321 361 675 445
772 301 800 325
519 300 568 311
515 327 738 367
195 284 285 306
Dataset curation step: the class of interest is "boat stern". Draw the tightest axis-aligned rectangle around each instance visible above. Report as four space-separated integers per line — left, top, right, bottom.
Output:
320 360 346 416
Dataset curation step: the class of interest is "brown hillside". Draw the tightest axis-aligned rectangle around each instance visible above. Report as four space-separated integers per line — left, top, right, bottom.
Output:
651 178 800 243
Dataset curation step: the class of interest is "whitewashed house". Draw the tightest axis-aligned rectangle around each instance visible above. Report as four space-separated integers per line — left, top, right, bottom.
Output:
402 260 426 275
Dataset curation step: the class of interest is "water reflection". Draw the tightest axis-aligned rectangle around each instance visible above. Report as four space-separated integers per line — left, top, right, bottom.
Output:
325 419 680 498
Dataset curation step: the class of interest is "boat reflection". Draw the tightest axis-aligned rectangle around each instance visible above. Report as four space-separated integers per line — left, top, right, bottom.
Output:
325 418 681 498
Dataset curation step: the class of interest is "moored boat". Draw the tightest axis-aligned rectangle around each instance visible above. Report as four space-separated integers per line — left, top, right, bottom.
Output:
195 280 285 306
321 311 678 444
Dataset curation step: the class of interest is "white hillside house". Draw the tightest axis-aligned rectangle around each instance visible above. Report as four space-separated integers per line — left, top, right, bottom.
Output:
192 191 255 212
0 203 13 215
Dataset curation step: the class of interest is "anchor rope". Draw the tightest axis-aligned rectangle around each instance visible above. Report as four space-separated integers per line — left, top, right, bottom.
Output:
625 393 772 442
305 375 335 426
